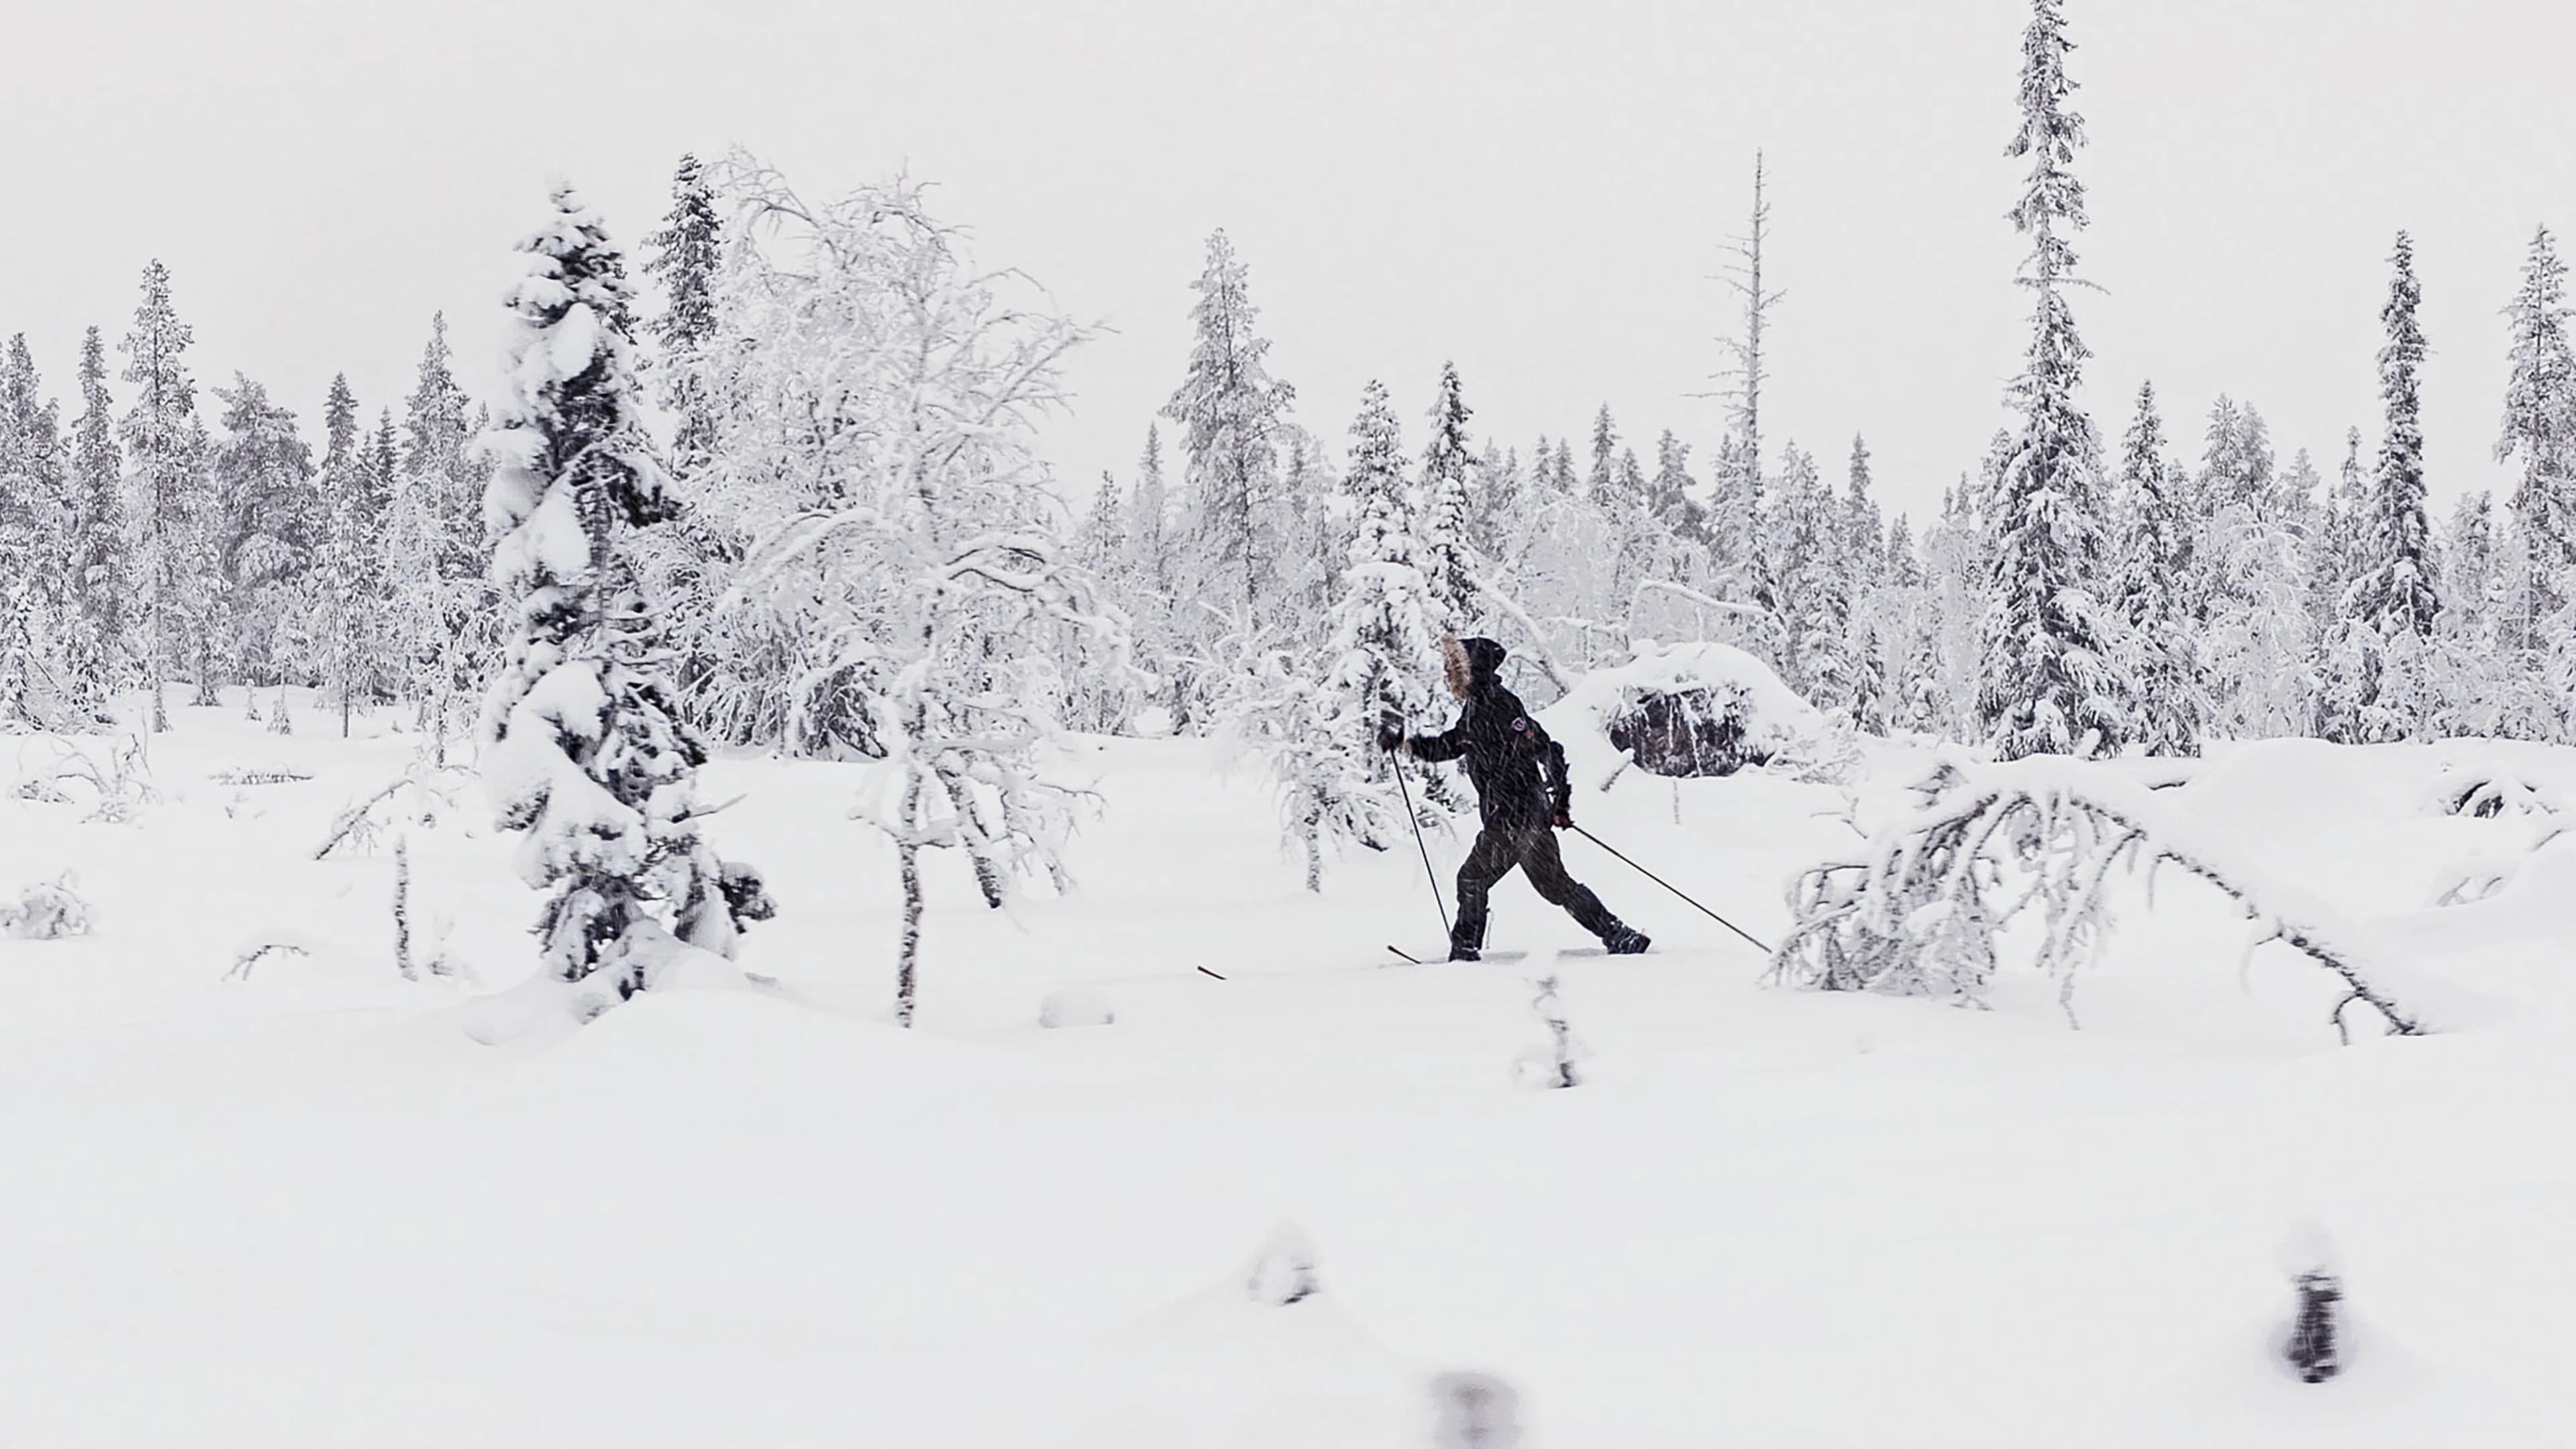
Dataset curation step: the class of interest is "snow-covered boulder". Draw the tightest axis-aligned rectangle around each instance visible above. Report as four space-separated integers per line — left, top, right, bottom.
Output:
1040 985 1116 1028
1544 640 1825 782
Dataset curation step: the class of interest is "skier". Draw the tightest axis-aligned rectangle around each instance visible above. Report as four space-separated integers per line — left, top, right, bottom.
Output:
1379 635 1650 962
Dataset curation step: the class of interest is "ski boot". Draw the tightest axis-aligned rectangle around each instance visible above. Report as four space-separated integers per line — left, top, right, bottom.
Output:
1602 923 1651 955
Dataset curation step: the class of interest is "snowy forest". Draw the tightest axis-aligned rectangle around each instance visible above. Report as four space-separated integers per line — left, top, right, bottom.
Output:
7 10 2575 908
9 1 2576 1441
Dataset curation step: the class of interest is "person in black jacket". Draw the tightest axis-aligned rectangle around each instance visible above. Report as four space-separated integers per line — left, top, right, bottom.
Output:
1379 635 1648 962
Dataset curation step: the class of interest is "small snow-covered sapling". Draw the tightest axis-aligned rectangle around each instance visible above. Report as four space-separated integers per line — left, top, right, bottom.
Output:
1521 975 1582 1089
2287 1271 2343 1383
1430 1371 1523 1448
2279 1219 2344 1383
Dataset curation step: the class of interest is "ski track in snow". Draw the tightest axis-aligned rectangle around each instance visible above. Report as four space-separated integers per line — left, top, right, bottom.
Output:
2 695 2572 1446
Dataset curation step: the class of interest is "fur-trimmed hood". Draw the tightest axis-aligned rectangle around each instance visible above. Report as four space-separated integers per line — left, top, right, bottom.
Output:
1442 635 1507 699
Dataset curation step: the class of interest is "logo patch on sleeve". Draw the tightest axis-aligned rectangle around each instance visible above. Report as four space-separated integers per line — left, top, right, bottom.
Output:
1511 716 1529 733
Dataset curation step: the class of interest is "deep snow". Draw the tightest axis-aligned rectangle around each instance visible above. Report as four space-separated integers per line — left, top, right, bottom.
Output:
3 692 2571 1446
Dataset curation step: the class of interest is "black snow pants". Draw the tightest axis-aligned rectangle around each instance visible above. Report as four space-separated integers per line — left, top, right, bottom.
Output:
1452 817 1619 954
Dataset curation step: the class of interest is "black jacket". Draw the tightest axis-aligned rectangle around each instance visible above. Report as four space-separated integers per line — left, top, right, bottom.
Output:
1406 638 1572 828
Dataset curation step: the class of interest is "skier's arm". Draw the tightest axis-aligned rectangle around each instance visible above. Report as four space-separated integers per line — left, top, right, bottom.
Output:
1403 716 1468 762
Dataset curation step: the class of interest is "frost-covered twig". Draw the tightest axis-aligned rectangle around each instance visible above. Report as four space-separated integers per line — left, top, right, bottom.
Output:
226 936 316 981
312 760 470 861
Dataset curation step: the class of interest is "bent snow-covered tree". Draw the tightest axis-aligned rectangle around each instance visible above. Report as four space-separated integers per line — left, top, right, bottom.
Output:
1768 757 2434 1041
479 182 771 1003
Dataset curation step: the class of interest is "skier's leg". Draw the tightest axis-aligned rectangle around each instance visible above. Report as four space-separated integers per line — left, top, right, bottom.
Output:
1521 830 1627 942
1450 826 1515 959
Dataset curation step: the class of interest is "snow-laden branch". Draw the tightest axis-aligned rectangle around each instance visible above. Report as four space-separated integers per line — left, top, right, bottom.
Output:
1768 756 2448 1039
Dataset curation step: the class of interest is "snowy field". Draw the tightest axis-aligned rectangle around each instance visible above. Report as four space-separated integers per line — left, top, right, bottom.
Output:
5 692 2573 1447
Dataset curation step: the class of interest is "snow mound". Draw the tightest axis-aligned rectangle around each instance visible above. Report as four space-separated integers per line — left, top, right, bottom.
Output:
1040 984 1116 1028
1542 639 1826 785
1092 1222 1417 1446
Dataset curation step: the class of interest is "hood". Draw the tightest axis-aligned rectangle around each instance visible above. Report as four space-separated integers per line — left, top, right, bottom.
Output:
1442 635 1507 698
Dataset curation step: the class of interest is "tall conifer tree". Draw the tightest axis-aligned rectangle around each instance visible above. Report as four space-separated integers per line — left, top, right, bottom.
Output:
1977 0 2128 759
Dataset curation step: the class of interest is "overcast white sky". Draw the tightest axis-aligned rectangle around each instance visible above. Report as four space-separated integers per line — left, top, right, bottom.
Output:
7 0 2572 527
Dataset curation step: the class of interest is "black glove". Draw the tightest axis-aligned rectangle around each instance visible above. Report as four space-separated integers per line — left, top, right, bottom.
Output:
1377 724 1406 753
1551 802 1572 830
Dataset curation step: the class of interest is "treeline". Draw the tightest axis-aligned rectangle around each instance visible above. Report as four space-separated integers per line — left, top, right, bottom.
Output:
0 282 489 740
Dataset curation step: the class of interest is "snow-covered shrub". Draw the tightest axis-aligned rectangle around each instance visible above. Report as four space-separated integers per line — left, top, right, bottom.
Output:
15 737 158 822
1038 985 1114 1028
1243 1221 1322 1306
1770 757 2438 1038
1545 640 1825 784
3 873 94 938
2422 767 2559 821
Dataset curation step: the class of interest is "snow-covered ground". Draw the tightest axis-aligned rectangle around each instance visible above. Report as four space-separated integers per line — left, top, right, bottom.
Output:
4 692 2572 1446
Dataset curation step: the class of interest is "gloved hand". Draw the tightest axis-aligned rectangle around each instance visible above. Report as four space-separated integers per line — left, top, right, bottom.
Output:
1376 724 1406 753
1552 804 1572 830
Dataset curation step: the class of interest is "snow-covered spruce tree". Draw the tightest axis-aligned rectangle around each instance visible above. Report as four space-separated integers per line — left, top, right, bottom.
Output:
1121 423 1187 724
1651 430 1705 545
706 159 1118 1026
2430 490 2508 735
2112 382 2202 754
1163 229 1294 625
480 182 770 1002
1837 435 1892 729
1420 360 1479 629
118 261 209 731
392 316 492 748
1769 445 1855 712
2329 231 2441 743
1263 420 1338 632
1058 472 1144 734
309 376 379 735
1323 379 1452 814
0 334 68 727
2498 225 2576 648
405 315 484 580
1978 0 2130 761
1587 405 1619 508
2308 429 2371 738
1478 441 1525 566
2198 402 2318 739
643 153 723 484
209 376 320 688
62 327 125 720
1842 435 1886 593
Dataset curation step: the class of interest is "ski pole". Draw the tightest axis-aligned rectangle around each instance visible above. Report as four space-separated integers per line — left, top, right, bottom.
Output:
1389 723 1451 941
1568 823 1772 955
